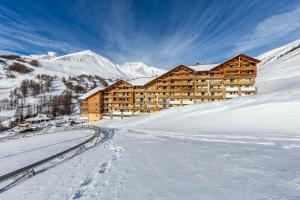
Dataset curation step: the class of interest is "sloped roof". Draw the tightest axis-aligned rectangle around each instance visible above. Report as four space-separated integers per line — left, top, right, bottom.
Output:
78 86 105 100
128 77 156 86
25 114 50 122
188 63 219 71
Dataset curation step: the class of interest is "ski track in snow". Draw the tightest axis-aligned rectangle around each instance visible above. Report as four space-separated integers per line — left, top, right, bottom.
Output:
126 129 300 149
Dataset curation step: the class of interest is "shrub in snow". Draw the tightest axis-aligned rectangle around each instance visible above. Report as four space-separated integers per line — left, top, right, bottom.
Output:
8 62 34 74
30 59 39 67
6 73 16 79
0 55 21 60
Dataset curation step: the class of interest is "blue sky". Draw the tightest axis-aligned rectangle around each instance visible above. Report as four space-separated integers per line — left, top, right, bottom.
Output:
0 0 300 68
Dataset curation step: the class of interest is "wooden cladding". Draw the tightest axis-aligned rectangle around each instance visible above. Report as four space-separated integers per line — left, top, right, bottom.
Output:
80 54 259 121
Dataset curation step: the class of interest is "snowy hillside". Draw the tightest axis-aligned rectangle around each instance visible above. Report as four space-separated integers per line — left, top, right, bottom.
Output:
256 39 300 94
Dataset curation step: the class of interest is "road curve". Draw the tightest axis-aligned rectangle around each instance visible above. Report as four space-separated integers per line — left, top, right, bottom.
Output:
0 125 114 192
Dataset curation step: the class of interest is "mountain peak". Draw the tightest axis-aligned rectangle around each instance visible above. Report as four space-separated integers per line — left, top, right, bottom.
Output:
69 49 99 57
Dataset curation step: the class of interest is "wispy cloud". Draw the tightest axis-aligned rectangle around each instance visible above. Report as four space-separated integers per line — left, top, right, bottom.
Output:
0 5 80 54
0 0 300 68
73 0 236 67
234 4 300 53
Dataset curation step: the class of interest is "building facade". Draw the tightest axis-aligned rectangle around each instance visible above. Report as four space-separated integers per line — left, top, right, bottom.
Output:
79 54 260 122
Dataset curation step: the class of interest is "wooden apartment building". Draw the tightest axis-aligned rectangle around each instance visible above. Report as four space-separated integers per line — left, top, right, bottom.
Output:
79 54 260 122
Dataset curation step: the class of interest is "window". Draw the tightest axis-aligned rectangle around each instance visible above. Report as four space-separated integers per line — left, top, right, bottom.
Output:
230 79 234 83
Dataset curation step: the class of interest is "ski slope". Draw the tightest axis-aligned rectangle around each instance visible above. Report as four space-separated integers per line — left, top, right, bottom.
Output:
1 39 300 199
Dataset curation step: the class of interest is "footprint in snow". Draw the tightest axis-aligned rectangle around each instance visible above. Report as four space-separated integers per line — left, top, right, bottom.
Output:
80 176 92 187
99 162 109 174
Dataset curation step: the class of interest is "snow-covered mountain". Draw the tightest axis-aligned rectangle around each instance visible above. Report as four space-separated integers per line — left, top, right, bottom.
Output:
34 50 166 79
117 62 166 78
39 50 126 78
20 50 165 79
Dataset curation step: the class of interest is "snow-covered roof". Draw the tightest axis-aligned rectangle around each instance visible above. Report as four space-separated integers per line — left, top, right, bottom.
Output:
25 114 50 122
128 77 156 86
78 86 105 100
188 64 219 71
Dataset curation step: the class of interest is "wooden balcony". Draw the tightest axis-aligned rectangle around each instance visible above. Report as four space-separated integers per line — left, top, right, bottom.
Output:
145 94 157 98
224 82 240 86
224 74 240 78
169 76 194 80
239 80 255 85
209 81 223 85
203 95 223 99
195 88 208 92
196 82 208 86
112 89 133 93
156 82 168 86
112 95 132 98
111 105 134 109
111 100 132 104
240 66 256 70
225 67 240 71
240 72 256 76
195 75 210 79
209 88 224 92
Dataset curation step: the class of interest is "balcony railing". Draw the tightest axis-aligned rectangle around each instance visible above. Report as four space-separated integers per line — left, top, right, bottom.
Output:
225 94 239 98
240 86 256 91
169 100 181 104
225 87 239 92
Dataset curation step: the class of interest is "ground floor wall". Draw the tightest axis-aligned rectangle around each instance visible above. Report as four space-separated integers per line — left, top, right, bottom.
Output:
81 113 102 122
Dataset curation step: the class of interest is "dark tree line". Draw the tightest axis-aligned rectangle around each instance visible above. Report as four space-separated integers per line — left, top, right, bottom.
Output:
10 74 56 99
15 90 74 122
62 74 108 94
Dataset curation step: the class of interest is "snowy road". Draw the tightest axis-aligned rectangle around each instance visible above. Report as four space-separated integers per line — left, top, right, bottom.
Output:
1 127 300 200
0 130 94 175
